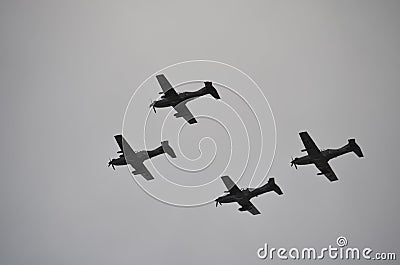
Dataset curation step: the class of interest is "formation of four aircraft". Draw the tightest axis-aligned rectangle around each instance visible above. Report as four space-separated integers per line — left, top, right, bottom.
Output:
108 74 364 215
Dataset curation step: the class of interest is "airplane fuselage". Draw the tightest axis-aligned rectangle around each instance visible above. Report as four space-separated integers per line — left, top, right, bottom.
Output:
109 146 165 168
216 189 253 205
153 87 210 109
292 144 354 166
215 177 283 214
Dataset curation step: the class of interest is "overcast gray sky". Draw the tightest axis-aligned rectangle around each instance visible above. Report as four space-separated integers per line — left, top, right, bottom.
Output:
0 1 399 264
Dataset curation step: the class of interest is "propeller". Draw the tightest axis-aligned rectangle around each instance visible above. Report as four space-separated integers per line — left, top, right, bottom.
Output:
291 156 297 169
108 158 115 170
215 199 221 207
149 100 156 113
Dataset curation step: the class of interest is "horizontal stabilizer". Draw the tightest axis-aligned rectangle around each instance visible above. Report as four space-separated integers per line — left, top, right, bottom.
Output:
205 82 220 99
348 139 364 158
161 141 176 158
268 178 283 195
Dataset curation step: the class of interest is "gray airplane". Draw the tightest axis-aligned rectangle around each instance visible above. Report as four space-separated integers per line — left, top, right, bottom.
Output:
215 176 283 215
149 74 221 124
291 131 364 182
108 134 176 180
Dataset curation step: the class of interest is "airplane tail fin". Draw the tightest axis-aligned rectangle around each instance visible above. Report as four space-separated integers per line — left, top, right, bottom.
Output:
204 82 220 99
348 139 364 158
267 178 283 195
161 141 177 158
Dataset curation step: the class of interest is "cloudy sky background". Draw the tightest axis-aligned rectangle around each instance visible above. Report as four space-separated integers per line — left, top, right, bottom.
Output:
0 1 399 264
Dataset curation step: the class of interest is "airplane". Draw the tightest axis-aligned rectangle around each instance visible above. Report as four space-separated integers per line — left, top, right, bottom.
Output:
108 134 176 180
215 176 283 215
290 131 364 182
149 74 221 124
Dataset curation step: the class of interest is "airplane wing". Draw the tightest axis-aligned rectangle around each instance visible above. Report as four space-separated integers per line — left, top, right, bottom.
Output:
299 131 321 156
156 74 178 98
314 160 338 182
238 200 261 215
129 162 154 181
114 134 136 156
173 102 197 124
114 135 154 180
221 176 242 195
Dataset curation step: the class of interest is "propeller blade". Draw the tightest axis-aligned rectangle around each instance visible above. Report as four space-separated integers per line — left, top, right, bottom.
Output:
108 158 115 170
149 100 157 113
290 156 297 169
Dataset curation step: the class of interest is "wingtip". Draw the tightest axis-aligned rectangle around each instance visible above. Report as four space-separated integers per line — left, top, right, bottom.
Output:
188 118 197 124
